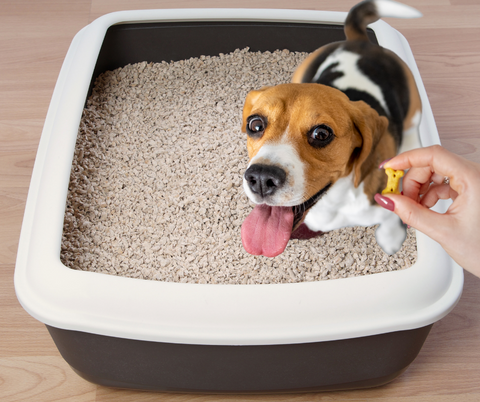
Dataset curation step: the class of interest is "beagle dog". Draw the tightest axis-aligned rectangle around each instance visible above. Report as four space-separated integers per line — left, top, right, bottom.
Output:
241 0 423 257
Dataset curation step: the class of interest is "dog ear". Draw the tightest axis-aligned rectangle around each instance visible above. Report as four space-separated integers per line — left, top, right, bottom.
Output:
241 87 271 132
349 101 389 188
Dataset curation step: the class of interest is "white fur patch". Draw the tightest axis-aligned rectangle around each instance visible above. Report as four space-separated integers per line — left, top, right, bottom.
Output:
399 110 422 154
243 143 306 207
303 175 381 231
375 212 407 255
304 173 406 255
313 48 390 116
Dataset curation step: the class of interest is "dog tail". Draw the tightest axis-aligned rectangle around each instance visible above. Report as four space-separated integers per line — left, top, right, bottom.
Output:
345 0 422 41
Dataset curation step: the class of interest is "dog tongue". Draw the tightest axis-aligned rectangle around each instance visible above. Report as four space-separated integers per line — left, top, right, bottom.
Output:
241 204 294 257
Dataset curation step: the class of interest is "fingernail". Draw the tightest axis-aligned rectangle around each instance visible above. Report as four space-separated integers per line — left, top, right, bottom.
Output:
374 193 395 212
378 158 392 169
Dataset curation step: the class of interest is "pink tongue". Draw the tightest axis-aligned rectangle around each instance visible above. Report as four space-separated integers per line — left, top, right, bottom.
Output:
241 204 294 257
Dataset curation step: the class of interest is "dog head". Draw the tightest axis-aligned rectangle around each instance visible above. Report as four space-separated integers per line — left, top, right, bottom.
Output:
240 83 389 257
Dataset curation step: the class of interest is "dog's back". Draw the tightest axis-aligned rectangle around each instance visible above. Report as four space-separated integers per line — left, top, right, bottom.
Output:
292 0 422 152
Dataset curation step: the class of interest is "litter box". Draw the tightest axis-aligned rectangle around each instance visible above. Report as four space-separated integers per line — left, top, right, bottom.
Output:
15 8 463 393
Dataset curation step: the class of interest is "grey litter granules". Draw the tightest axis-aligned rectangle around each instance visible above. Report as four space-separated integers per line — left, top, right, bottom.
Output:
60 48 417 285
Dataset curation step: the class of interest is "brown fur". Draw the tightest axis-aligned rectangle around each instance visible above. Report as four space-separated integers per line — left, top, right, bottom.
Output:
241 83 390 204
362 133 396 202
400 58 422 131
291 45 330 84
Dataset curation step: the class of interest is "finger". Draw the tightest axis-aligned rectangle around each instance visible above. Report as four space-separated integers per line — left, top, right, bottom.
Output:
430 172 447 185
420 184 459 208
401 167 433 200
382 194 452 244
383 145 467 194
418 181 431 198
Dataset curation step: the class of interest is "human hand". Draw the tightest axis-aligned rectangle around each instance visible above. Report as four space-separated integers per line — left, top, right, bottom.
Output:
374 145 480 277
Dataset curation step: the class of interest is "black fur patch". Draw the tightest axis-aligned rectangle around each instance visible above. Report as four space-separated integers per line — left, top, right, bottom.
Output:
297 43 341 83
311 41 409 149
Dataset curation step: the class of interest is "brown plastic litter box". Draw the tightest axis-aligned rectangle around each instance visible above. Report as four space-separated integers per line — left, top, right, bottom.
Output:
15 8 463 393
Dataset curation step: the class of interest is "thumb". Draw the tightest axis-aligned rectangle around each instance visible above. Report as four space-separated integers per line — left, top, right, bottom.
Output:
379 193 448 243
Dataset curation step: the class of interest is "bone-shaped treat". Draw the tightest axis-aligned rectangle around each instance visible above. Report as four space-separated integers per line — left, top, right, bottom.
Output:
382 168 404 195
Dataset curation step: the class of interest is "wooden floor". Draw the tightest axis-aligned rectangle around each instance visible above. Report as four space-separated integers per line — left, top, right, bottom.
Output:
2 0 480 400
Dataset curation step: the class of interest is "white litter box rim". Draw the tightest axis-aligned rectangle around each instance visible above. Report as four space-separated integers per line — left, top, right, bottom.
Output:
15 8 463 346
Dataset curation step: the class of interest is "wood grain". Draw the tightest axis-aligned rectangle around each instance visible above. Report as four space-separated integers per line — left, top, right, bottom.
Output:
1 0 480 401
0 356 96 402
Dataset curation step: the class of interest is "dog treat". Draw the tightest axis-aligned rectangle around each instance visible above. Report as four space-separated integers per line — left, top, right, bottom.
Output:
61 48 417 284
382 168 404 195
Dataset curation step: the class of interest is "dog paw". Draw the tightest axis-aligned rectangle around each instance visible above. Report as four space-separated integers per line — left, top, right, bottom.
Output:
375 217 407 255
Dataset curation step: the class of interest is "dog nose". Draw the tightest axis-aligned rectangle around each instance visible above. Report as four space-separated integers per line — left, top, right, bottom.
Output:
245 164 286 197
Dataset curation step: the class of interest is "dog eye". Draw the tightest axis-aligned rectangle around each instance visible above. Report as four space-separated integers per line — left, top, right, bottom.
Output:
308 125 334 148
246 115 267 137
